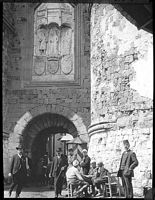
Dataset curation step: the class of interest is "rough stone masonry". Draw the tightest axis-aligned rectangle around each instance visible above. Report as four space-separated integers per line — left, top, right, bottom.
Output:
88 4 153 197
3 3 153 197
3 3 91 177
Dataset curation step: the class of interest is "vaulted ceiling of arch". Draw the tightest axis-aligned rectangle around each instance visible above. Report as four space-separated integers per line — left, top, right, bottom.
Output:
22 113 78 149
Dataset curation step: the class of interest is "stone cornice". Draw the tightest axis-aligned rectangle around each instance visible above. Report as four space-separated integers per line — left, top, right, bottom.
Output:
88 121 116 136
3 131 9 139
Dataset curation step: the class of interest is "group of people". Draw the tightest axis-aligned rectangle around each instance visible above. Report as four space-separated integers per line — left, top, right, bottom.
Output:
8 139 138 198
66 154 109 197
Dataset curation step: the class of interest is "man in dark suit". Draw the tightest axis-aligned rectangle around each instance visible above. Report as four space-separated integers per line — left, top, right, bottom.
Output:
80 149 91 175
117 140 139 198
24 151 32 186
49 148 68 198
93 161 109 196
8 144 27 198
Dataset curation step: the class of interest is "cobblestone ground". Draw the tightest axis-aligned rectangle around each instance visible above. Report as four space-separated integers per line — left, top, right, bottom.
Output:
4 184 143 198
4 185 68 198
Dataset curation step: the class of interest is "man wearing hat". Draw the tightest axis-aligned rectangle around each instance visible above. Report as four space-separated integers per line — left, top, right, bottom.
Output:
24 150 32 187
117 140 138 198
8 144 27 198
80 149 91 175
93 161 109 196
49 148 68 198
66 160 89 197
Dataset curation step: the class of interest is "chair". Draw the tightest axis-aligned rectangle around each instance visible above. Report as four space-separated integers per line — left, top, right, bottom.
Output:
104 172 121 198
67 182 74 198
67 182 79 198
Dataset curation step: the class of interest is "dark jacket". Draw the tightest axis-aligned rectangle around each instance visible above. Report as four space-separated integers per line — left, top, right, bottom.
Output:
118 150 138 177
10 154 26 175
97 166 109 179
50 154 68 178
80 155 91 175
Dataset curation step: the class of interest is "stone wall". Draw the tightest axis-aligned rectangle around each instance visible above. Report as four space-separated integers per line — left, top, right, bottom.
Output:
3 3 91 177
89 4 153 196
3 3 16 177
3 3 15 125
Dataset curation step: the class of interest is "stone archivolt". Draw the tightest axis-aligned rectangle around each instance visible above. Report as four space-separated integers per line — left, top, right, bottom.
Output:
33 3 74 79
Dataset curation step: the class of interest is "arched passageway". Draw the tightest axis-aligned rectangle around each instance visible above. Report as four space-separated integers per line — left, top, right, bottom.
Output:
21 113 78 178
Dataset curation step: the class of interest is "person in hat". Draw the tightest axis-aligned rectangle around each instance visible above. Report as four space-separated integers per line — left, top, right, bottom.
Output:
86 160 98 196
67 148 77 168
24 150 32 187
80 149 91 175
66 160 89 197
8 144 27 198
42 152 49 186
117 140 139 198
49 148 68 198
93 161 109 196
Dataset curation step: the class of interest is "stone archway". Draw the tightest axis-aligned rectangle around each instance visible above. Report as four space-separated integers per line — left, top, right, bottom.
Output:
19 112 79 179
8 104 89 159
22 112 78 154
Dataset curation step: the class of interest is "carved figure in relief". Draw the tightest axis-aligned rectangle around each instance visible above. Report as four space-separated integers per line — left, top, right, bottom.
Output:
35 28 47 55
61 27 72 56
47 27 59 57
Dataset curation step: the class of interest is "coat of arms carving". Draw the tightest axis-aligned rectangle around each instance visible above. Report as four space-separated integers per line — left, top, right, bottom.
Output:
33 3 75 82
47 60 59 74
34 57 46 76
61 55 73 75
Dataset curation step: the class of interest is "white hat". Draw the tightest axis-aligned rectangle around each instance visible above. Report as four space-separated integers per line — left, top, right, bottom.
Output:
73 160 79 167
82 149 87 153
91 160 96 164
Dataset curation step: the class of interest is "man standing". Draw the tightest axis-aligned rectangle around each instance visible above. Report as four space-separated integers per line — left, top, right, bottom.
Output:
49 148 68 198
8 144 27 198
80 149 91 175
117 140 138 198
24 151 32 187
42 153 49 186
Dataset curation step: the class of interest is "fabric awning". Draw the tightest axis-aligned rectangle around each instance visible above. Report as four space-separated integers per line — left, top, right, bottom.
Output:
67 136 87 144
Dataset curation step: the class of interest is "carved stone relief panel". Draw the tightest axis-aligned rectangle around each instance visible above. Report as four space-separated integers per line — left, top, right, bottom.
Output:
33 56 46 76
61 27 72 56
32 3 75 82
35 28 48 56
47 26 59 58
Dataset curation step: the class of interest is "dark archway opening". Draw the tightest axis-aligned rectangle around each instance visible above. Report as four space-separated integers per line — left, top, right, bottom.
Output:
22 113 78 182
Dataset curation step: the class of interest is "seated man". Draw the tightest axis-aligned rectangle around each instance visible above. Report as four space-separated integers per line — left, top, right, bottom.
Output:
66 160 89 197
82 160 98 196
93 161 109 196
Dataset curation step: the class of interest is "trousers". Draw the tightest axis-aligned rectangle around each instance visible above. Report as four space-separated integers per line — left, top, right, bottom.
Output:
54 173 64 196
121 173 133 198
9 171 25 196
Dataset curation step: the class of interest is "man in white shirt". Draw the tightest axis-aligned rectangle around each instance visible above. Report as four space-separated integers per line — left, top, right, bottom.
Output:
66 160 89 197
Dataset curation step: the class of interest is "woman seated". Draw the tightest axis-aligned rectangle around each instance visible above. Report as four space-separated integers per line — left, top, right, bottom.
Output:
66 160 89 197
